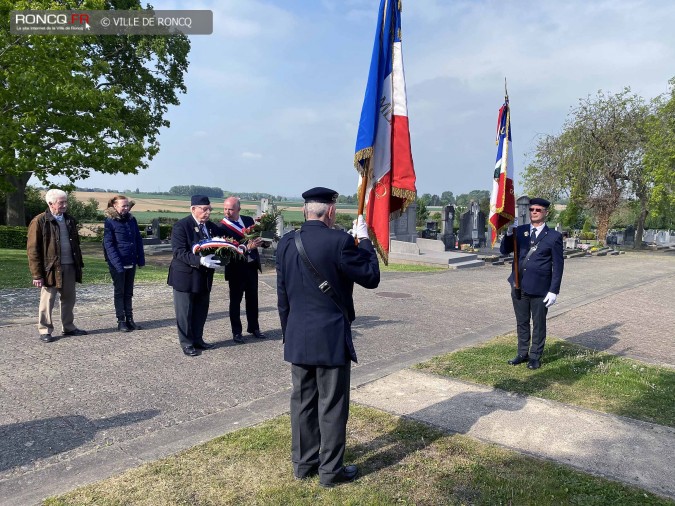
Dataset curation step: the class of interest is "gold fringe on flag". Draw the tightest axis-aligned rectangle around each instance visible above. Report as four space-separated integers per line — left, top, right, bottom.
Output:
368 224 389 266
353 147 373 176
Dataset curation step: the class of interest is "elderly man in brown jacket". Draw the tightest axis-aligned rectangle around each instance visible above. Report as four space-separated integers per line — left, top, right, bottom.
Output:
27 189 87 342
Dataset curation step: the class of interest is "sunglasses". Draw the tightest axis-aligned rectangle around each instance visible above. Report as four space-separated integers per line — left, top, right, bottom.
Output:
529 207 545 212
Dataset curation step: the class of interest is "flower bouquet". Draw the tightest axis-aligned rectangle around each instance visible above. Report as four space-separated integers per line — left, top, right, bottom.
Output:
192 236 248 265
242 208 283 243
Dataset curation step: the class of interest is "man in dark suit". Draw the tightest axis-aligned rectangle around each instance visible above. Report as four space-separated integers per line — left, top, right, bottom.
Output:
500 197 564 369
218 196 266 343
276 187 380 488
168 195 222 356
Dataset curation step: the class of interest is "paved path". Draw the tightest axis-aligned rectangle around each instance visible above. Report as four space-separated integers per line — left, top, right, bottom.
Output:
352 369 675 500
0 253 673 504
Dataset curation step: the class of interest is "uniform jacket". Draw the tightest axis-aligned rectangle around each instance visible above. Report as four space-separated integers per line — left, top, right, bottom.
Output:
217 214 262 279
167 215 221 293
500 224 564 296
103 207 145 273
27 210 83 288
276 221 380 366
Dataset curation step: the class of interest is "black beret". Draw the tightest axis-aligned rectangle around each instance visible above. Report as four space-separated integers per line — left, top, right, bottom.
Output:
302 187 339 203
529 198 550 208
191 195 211 206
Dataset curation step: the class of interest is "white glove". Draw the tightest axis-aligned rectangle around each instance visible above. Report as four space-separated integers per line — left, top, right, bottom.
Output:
354 215 369 240
506 217 519 236
199 254 221 269
543 292 557 307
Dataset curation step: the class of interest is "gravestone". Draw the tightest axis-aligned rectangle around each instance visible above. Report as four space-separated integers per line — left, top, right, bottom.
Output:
142 217 162 245
390 202 418 242
276 214 284 239
257 198 269 217
516 195 531 226
624 225 635 247
440 205 456 250
565 237 579 249
458 201 486 248
151 218 160 239
421 221 438 240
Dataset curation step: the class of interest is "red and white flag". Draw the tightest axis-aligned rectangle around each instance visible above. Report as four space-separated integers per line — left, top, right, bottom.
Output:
354 0 416 264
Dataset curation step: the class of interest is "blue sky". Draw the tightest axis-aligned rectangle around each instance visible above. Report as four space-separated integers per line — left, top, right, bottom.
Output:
56 0 675 198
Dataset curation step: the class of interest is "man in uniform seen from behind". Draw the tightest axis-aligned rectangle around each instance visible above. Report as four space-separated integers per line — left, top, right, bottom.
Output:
276 187 380 487
500 197 564 370
27 189 87 342
168 195 221 356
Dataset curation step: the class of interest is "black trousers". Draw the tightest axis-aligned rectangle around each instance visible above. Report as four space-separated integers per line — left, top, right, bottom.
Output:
227 263 259 335
109 266 136 321
173 289 210 348
511 287 548 359
290 363 351 483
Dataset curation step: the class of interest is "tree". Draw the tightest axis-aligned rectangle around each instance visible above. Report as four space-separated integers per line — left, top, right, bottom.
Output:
523 88 649 244
0 183 43 225
169 185 224 198
415 198 429 227
643 77 675 232
440 191 455 206
0 0 190 225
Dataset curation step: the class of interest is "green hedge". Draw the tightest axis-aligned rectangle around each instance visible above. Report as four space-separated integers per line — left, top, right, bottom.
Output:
0 226 28 249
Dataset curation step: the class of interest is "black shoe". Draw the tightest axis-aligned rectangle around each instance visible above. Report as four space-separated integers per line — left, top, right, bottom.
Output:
250 330 266 339
63 328 88 336
527 358 541 370
126 318 142 330
194 341 216 350
40 333 56 343
233 333 245 344
508 354 529 365
118 321 132 332
182 345 199 356
320 465 358 488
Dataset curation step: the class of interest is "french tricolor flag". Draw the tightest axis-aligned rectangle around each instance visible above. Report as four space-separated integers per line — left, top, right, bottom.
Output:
354 0 416 264
489 94 516 247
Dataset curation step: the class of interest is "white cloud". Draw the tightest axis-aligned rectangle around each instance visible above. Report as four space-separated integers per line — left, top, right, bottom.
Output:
241 152 263 160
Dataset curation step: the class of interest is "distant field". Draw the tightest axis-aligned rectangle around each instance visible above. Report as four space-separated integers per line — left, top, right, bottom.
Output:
129 209 310 225
73 192 356 218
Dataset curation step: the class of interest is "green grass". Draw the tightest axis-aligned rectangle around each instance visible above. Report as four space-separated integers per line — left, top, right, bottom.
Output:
417 334 675 427
0 249 168 289
380 262 446 272
44 406 671 505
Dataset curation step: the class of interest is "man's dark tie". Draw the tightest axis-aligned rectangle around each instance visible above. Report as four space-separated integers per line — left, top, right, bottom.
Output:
199 223 209 239
531 229 537 242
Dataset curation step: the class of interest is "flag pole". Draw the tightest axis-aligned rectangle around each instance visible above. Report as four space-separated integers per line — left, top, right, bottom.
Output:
357 159 370 216
504 78 521 297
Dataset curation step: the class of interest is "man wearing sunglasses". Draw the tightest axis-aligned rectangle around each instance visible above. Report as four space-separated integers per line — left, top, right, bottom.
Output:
500 197 564 369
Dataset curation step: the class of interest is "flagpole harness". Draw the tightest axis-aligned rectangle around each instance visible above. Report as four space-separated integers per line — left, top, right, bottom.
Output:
294 232 350 322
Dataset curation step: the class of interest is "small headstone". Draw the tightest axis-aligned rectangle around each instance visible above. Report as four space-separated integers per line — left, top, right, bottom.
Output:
624 225 635 247
259 198 269 215
458 201 486 248
565 237 579 250
440 205 456 250
516 195 531 226
151 218 160 239
390 202 417 242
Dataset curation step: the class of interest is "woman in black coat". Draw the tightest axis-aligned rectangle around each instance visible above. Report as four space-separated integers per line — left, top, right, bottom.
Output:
103 195 145 332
